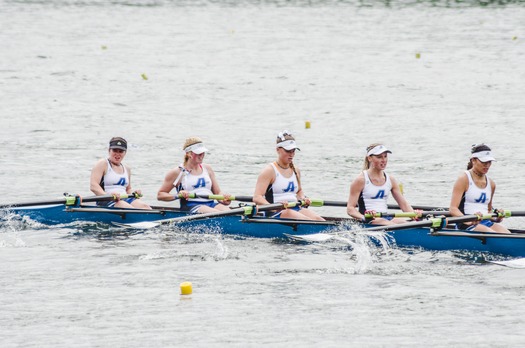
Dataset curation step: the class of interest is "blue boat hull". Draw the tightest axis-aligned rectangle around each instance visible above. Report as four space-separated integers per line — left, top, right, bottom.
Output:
4 204 525 256
389 227 525 258
175 215 343 239
3 204 187 225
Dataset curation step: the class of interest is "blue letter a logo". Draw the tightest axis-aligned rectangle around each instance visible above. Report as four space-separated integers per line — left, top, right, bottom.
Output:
116 178 126 186
193 178 206 189
475 193 487 203
372 190 385 199
283 181 295 193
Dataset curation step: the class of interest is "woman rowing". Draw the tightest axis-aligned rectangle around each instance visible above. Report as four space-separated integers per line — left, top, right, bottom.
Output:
157 137 231 213
449 144 509 233
253 130 324 221
347 143 418 225
90 137 151 209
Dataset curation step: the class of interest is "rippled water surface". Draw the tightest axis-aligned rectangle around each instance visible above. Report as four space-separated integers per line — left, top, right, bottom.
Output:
1 0 525 347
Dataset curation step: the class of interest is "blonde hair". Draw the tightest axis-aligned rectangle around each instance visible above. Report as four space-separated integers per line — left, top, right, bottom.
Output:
182 136 203 165
363 143 383 170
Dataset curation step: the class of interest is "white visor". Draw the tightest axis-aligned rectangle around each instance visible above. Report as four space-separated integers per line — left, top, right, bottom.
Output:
471 150 495 162
184 142 209 154
277 139 300 151
367 145 392 156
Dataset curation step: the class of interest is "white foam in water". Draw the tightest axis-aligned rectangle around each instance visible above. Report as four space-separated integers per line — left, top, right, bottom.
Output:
214 237 229 260
313 226 395 274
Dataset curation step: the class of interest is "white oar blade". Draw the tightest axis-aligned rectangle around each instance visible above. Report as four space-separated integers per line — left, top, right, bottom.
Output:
113 221 160 229
489 258 525 269
284 233 334 242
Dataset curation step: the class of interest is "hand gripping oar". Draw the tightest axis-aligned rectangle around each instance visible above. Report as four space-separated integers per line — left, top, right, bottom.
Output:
115 201 301 229
285 213 499 242
0 193 137 209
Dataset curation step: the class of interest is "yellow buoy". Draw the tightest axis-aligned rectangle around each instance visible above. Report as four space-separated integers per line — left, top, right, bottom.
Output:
141 73 148 80
305 121 311 129
180 281 193 295
415 53 421 59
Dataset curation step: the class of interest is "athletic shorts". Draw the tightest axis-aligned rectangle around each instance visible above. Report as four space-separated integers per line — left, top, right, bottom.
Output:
185 200 219 214
270 205 301 218
459 219 494 231
98 197 135 207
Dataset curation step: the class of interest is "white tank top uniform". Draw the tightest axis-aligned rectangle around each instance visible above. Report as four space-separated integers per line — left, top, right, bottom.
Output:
263 163 300 218
175 164 216 213
98 159 132 206
265 163 299 203
461 170 492 215
457 170 494 230
358 170 392 214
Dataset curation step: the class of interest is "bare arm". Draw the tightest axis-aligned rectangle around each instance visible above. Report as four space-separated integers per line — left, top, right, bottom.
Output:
157 167 181 201
90 159 107 196
294 168 306 200
488 179 496 212
253 165 275 205
125 165 133 194
205 164 231 205
449 173 468 217
347 174 365 220
390 175 413 212
206 164 222 195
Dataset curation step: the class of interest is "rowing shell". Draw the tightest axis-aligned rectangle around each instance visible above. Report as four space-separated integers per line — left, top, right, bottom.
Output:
4 204 525 257
2 204 187 225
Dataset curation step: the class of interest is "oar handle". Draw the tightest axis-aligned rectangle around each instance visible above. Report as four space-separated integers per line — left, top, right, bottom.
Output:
76 193 138 205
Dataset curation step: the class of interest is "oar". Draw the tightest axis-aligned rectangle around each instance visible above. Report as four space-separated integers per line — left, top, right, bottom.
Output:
386 203 448 210
189 194 448 211
115 201 300 229
502 211 525 217
285 213 498 242
365 211 452 219
431 231 525 239
186 193 254 202
0 193 133 209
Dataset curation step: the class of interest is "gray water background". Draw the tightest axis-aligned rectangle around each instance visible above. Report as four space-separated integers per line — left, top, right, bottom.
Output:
1 0 525 347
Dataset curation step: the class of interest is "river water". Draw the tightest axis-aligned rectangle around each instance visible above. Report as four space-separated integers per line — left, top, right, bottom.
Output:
1 0 525 347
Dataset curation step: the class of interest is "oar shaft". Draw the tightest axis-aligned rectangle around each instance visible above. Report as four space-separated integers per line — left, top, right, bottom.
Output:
310 199 346 207
187 193 253 202
155 201 296 226
387 203 447 210
190 194 450 212
361 213 497 233
364 211 451 219
505 210 525 217
1 193 133 209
